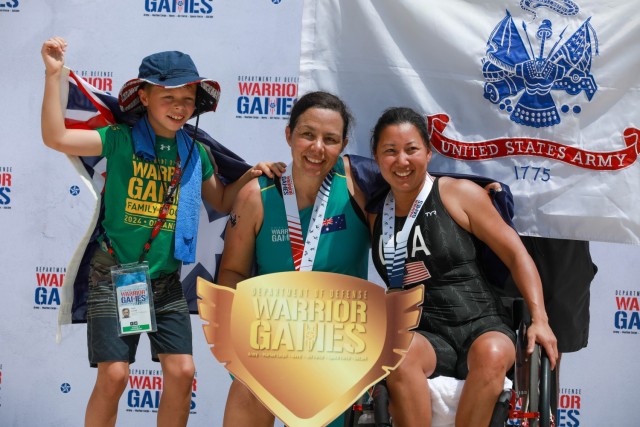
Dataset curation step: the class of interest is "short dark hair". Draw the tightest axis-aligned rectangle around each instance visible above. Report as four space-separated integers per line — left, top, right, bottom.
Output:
288 91 354 141
370 107 431 155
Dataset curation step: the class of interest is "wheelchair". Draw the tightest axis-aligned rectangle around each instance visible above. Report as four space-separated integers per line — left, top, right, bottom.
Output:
490 297 555 427
346 298 556 427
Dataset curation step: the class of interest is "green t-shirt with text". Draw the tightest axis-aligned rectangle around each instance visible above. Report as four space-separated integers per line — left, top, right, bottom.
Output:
97 124 214 278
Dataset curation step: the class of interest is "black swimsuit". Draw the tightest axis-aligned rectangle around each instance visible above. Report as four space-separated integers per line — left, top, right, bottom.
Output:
372 178 515 379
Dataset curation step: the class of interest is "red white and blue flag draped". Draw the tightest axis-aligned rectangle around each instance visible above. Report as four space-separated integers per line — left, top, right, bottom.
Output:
63 68 252 184
65 70 117 130
299 0 640 244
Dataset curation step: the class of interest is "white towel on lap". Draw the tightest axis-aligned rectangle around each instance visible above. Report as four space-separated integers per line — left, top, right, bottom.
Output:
430 376 513 427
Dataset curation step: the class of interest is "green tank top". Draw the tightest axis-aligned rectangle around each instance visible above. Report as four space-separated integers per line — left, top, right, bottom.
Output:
255 157 369 279
96 124 214 278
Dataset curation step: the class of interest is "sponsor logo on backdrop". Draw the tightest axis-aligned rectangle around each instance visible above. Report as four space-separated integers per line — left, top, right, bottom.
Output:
236 75 298 120
558 388 582 427
0 1 20 12
127 369 198 414
613 289 640 334
74 70 114 94
60 383 71 394
426 1 640 172
0 166 12 209
34 266 66 309
143 0 213 18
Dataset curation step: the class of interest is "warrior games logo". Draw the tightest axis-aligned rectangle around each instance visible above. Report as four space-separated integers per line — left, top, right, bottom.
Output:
482 1 597 128
127 369 198 414
0 1 20 12
613 289 640 334
558 388 582 427
143 0 213 18
0 166 12 209
75 69 114 94
34 266 66 309
236 75 298 120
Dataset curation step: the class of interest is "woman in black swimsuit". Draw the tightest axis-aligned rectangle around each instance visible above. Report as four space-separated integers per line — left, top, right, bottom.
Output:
369 107 558 427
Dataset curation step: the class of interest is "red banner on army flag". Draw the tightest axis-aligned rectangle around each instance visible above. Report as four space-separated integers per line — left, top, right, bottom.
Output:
428 114 640 171
299 0 640 244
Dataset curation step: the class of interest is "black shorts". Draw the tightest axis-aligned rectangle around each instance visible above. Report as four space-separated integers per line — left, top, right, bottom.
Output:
497 237 597 353
418 315 516 380
86 250 192 367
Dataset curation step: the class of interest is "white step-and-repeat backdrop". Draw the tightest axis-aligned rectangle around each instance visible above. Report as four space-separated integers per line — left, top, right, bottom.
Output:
0 1 638 426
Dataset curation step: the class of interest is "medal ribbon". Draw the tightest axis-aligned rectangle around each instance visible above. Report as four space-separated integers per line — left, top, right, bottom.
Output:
382 175 433 289
139 156 182 262
281 164 334 271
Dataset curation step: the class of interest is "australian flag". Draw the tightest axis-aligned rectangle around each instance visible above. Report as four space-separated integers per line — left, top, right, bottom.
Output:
321 214 347 234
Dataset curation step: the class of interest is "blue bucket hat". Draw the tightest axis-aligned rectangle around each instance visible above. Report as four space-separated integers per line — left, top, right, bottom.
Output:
118 51 221 117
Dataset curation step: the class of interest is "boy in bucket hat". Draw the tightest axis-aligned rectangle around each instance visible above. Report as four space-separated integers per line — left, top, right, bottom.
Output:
41 37 284 426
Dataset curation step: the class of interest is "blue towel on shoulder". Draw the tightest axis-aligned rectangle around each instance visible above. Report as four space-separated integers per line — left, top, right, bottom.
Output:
132 115 202 264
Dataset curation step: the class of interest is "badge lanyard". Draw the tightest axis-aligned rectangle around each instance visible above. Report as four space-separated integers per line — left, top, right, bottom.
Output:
112 261 157 335
139 155 183 262
109 133 196 336
281 164 334 271
109 161 181 336
382 175 433 289
111 153 185 336
138 128 198 262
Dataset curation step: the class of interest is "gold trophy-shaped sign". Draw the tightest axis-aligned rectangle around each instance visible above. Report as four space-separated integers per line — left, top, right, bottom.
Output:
197 271 424 427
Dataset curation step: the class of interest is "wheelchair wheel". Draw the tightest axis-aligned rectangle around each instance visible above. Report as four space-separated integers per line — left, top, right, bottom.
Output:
538 349 552 427
514 320 530 408
507 299 555 427
527 343 541 420
527 344 554 427
372 380 392 427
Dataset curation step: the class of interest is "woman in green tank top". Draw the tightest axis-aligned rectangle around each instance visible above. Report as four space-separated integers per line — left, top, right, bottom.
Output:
217 91 370 427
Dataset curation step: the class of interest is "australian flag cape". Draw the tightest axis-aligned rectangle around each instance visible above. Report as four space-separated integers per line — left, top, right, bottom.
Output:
56 67 516 340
